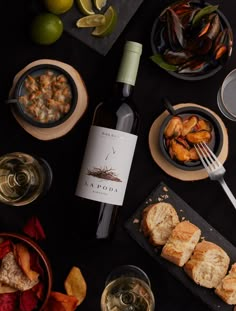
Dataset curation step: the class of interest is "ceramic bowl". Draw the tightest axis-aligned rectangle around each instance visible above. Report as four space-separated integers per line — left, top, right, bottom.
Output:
150 1 233 81
159 101 224 171
10 64 78 128
0 232 52 311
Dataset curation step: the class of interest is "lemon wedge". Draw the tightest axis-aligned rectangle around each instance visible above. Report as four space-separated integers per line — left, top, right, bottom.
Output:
76 0 95 15
92 6 117 37
76 14 105 28
93 0 107 10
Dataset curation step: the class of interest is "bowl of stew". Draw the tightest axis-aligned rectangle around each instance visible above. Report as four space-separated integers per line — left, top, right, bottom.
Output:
159 100 224 171
11 64 78 128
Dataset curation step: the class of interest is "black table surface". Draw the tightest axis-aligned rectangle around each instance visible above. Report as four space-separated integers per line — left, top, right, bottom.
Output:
1 0 236 310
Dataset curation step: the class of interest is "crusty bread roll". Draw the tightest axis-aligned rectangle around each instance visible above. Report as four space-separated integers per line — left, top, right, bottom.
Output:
141 202 179 246
184 240 230 288
215 263 236 304
161 220 201 267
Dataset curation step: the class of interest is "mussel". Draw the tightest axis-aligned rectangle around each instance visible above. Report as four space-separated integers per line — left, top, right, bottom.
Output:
186 130 212 144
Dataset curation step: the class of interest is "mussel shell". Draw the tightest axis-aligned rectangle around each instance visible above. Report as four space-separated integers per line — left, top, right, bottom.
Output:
163 49 193 65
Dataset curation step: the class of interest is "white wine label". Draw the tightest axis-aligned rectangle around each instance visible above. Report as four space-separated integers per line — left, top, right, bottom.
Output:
75 126 137 205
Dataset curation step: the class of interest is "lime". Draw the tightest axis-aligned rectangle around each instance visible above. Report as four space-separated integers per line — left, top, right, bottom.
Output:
76 14 105 28
76 0 95 15
92 6 117 37
44 0 74 15
30 13 63 45
93 0 107 10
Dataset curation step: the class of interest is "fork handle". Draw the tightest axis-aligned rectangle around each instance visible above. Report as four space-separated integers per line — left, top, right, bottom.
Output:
218 178 236 209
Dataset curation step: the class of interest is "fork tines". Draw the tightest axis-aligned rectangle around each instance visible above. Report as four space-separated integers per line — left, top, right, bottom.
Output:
194 142 222 171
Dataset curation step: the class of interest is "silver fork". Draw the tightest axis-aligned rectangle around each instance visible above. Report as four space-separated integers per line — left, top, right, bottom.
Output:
194 142 236 209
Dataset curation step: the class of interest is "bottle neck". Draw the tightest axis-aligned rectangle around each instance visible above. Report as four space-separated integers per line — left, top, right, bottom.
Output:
114 82 134 98
116 41 142 87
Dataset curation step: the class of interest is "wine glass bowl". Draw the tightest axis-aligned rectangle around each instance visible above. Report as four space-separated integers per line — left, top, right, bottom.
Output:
150 1 233 81
159 105 224 171
101 265 155 311
10 63 78 128
0 232 52 311
0 152 53 206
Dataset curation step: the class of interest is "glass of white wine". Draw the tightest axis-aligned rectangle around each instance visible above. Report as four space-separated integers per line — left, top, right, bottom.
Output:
101 265 155 311
0 152 53 206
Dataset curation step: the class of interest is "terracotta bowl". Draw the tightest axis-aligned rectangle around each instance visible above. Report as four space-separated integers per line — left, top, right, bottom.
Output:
10 64 78 128
159 101 224 171
0 232 52 311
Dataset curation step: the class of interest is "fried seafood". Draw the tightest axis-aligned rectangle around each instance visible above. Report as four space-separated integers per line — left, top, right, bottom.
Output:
163 114 213 163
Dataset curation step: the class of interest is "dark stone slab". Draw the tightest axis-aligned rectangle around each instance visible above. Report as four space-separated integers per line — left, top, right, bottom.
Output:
61 0 144 55
125 182 235 311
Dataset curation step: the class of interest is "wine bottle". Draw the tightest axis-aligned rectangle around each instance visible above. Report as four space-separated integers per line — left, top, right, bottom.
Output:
75 41 142 240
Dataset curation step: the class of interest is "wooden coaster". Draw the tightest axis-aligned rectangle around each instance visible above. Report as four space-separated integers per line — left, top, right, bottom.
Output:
9 59 88 141
148 103 228 181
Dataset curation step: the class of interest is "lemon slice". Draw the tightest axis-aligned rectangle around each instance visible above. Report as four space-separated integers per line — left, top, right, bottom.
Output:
76 0 95 15
76 14 105 28
93 0 107 10
92 6 117 37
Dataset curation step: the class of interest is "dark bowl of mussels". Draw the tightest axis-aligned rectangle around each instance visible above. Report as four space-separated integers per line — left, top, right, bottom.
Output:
150 0 233 80
159 98 224 170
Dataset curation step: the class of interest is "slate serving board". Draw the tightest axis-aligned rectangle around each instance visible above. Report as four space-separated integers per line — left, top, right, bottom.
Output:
125 182 236 311
61 0 144 55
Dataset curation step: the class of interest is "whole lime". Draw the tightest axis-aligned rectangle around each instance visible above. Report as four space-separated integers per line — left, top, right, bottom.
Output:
44 0 74 15
30 13 63 45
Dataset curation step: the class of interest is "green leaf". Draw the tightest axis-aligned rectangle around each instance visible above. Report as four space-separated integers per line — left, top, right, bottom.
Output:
192 5 219 26
150 54 178 72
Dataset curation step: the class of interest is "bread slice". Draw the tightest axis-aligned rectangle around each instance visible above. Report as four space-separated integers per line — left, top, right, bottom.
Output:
184 240 230 288
161 220 201 267
141 202 179 246
215 263 236 304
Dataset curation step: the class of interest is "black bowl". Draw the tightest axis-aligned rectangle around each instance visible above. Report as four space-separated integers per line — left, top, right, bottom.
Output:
159 105 224 171
11 64 78 128
150 1 233 81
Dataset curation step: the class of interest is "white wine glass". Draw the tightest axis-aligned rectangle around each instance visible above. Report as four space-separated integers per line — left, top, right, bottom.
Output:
0 152 53 206
101 265 155 311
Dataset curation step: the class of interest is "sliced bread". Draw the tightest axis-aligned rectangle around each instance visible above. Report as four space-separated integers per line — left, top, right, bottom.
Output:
215 263 236 304
184 240 230 288
141 202 179 246
161 220 201 267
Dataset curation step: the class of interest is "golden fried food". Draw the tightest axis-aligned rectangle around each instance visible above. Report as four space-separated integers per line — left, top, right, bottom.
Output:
182 116 198 136
164 116 183 138
186 130 212 144
64 266 87 306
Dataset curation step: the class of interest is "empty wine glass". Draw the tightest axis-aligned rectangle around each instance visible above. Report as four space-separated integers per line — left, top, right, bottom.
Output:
101 265 155 311
0 152 53 206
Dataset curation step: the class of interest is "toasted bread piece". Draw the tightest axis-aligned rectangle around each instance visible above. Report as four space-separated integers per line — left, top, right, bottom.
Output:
184 240 230 288
161 220 201 267
0 252 39 291
215 263 236 304
141 202 179 246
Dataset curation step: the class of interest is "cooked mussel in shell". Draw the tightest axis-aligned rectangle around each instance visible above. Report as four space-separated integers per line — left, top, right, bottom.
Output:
151 0 233 76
